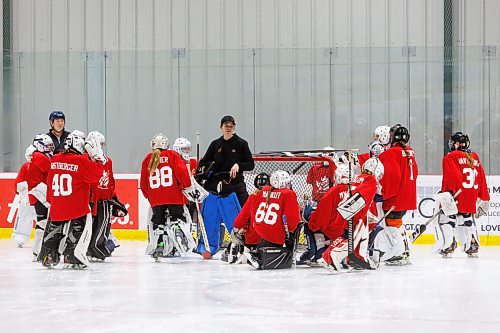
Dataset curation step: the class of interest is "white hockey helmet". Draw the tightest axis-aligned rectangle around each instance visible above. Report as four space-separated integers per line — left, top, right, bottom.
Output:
173 137 192 160
151 133 169 150
335 164 350 184
270 170 291 189
64 130 86 154
32 134 55 155
374 126 391 145
362 157 384 181
87 131 106 148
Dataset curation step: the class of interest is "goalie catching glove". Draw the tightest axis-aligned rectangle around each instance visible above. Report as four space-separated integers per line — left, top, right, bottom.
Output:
337 192 366 220
476 199 489 217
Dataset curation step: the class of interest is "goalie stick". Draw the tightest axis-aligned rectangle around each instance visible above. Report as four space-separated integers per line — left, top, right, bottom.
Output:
344 149 373 270
410 188 463 243
258 148 359 155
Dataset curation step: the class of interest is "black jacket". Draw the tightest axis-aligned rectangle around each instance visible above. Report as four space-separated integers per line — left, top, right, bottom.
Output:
47 129 70 154
201 134 254 194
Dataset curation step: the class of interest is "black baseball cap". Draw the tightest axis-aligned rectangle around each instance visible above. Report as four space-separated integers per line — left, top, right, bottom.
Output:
220 115 236 126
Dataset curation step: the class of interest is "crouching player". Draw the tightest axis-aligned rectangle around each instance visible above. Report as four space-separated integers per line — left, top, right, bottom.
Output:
224 172 270 264
299 164 352 266
243 170 301 270
40 130 105 269
317 158 383 273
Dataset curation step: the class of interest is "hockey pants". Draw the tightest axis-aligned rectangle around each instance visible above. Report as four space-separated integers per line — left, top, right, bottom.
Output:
196 193 241 255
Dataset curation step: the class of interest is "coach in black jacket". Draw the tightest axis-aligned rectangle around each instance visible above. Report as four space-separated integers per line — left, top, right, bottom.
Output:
46 111 70 154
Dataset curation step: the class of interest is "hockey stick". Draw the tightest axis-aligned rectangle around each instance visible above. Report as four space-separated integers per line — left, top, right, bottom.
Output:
345 149 373 270
194 199 212 259
196 132 200 162
410 188 463 243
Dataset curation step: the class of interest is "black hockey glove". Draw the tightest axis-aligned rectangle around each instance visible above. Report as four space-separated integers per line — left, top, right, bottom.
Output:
109 197 128 217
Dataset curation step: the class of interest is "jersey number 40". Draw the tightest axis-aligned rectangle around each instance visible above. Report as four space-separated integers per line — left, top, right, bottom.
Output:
52 174 73 196
255 202 280 225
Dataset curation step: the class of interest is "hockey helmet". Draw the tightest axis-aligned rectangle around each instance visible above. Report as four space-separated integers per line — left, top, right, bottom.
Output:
49 110 65 123
64 130 86 154
254 172 270 190
33 134 55 155
322 146 339 163
373 125 391 145
270 170 291 189
87 131 106 148
362 157 385 181
335 164 350 184
173 137 192 160
448 132 470 152
390 124 410 145
151 133 169 150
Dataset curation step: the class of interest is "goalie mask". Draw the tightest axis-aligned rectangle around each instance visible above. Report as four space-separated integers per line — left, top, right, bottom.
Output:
362 157 384 181
33 134 55 155
64 130 86 154
254 172 270 190
173 137 191 160
373 126 391 145
270 170 291 189
87 131 106 148
335 164 350 184
151 133 169 150
448 132 470 152
390 124 410 145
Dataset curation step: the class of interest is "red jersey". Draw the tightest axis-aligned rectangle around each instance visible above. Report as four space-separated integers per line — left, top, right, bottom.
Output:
379 145 418 211
306 162 336 202
358 153 370 167
47 153 104 221
24 152 51 205
180 158 198 204
15 162 30 186
233 192 261 245
140 150 192 207
441 150 489 213
249 185 301 245
90 155 116 215
309 173 377 238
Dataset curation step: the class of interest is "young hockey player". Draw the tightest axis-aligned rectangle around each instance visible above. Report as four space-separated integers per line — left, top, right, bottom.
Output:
195 116 255 257
140 134 199 261
299 164 351 266
40 130 106 269
434 132 489 258
317 157 383 273
224 172 270 264
243 170 301 270
358 125 391 166
306 147 338 203
16 134 54 259
376 124 418 265
86 131 127 261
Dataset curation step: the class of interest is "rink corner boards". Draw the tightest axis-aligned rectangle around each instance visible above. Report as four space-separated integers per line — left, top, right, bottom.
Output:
1 228 500 245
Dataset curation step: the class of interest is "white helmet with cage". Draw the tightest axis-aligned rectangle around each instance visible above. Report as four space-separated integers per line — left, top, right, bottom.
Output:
151 133 169 150
362 157 384 181
33 134 55 155
270 170 291 189
87 131 106 148
335 164 350 184
173 137 192 161
374 126 391 145
64 130 86 154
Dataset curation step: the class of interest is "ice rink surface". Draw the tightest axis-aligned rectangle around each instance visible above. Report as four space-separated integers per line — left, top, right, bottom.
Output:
1 241 499 333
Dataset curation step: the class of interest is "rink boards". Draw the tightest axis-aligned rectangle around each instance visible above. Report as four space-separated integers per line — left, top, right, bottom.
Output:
1 173 500 245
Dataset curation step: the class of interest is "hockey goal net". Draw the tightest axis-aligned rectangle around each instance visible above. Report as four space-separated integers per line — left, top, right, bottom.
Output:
222 155 337 245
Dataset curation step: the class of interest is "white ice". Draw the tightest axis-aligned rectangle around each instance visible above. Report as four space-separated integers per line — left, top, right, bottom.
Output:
1 241 499 333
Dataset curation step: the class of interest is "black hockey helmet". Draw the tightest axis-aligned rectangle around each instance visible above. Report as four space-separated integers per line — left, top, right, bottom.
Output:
390 124 410 145
448 132 470 151
49 110 65 123
254 172 270 190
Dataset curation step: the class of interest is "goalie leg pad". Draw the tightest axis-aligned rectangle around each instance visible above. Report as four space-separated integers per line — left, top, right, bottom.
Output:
326 236 348 272
12 203 35 247
32 201 49 257
435 215 457 256
455 213 478 255
40 220 67 267
196 194 223 255
217 192 242 235
87 200 113 260
375 226 405 262
63 215 90 266
257 246 293 270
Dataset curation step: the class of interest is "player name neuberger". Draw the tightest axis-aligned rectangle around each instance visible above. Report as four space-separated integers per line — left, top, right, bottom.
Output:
51 162 79 172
